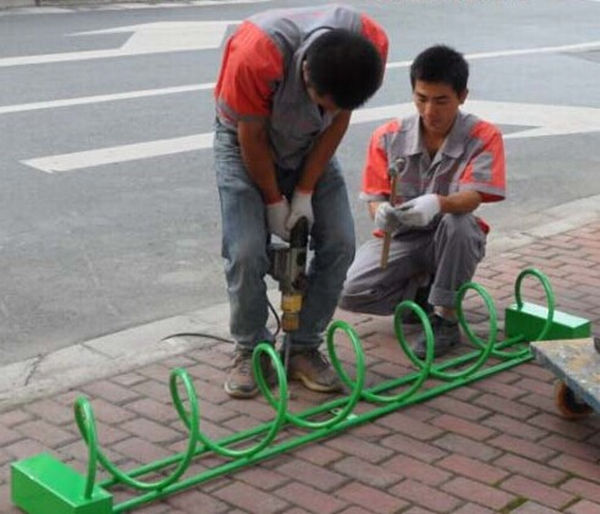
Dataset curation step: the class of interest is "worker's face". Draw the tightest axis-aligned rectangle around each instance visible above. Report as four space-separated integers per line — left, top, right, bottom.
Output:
413 80 467 137
302 61 340 113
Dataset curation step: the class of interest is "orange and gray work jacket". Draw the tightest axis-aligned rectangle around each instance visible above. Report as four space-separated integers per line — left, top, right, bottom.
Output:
214 4 388 170
361 112 507 234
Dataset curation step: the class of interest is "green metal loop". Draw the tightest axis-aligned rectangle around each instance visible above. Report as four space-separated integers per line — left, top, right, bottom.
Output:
199 342 287 458
357 301 432 403
269 321 365 430
513 267 555 342
430 282 497 380
74 397 98 499
76 369 200 491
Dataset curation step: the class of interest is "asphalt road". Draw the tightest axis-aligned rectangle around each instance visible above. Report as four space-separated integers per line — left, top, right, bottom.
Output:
1 0 599 364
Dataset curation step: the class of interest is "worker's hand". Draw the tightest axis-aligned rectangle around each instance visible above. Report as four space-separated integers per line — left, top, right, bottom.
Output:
396 194 441 227
266 197 291 241
286 189 314 231
374 202 403 233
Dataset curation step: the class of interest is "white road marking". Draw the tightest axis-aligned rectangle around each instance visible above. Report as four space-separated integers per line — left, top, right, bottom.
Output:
21 101 600 174
0 0 272 16
23 133 214 173
3 36 600 114
0 21 238 67
0 16 598 68
0 84 212 115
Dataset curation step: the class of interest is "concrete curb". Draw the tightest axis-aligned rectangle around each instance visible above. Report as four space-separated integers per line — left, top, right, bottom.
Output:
486 194 600 254
0 303 233 411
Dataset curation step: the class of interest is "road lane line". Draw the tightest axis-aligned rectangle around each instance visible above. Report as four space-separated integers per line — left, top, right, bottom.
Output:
1 38 599 68
20 101 600 174
3 38 600 115
22 133 214 173
0 84 212 115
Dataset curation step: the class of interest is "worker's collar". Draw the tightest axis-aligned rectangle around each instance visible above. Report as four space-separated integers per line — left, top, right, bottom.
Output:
405 111 468 158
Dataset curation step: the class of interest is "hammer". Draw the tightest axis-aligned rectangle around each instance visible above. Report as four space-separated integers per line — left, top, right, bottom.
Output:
380 157 405 269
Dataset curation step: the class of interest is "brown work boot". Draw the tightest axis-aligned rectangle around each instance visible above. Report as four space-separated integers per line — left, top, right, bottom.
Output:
224 349 273 399
286 348 342 393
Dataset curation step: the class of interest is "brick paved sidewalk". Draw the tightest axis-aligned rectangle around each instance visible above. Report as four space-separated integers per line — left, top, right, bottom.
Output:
2 221 600 514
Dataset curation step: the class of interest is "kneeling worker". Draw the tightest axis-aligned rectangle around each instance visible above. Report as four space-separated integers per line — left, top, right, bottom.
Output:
339 45 506 358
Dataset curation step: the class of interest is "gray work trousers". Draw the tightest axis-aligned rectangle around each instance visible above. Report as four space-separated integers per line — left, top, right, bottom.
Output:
339 214 486 315
214 121 356 351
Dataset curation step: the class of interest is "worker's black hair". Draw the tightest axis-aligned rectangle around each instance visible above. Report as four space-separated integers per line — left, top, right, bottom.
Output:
410 45 469 95
305 29 383 110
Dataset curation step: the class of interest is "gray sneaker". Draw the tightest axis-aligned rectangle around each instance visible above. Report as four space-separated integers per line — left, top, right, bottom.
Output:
402 284 433 324
286 348 343 393
413 314 460 359
224 349 273 399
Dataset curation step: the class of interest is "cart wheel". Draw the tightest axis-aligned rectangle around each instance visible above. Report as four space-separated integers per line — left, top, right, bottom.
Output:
554 380 592 419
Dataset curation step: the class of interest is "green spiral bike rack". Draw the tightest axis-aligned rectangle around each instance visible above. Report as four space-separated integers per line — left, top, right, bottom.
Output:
11 268 591 514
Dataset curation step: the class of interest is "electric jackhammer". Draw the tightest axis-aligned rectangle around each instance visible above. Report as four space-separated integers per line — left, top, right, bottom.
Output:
267 217 309 340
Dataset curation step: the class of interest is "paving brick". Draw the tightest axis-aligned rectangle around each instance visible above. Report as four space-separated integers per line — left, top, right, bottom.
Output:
125 397 181 424
494 454 566 485
235 465 289 490
81 379 142 404
293 443 342 466
336 507 372 514
540 434 600 462
473 393 537 419
87 397 137 424
452 504 495 514
430 414 497 441
390 479 462 513
438 454 508 484
501 475 575 509
381 433 448 463
16 419 77 447
426 396 489 420
132 379 173 403
488 434 557 461
515 363 554 381
562 478 600 503
433 433 502 461
337 481 408 513
0 410 34 427
326 433 394 463
23 399 75 425
549 454 600 483
566 500 600 514
512 501 562 513
442 476 516 510
0 424 23 446
120 417 184 443
276 458 347 492
382 454 452 486
3 438 46 459
333 456 402 488
166 490 228 513
275 482 347 513
376 412 444 440
482 413 547 441
514 377 555 397
214 481 288 513
112 436 174 463
472 378 526 399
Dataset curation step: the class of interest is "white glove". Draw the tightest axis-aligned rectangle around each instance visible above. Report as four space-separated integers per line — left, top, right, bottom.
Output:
286 189 314 232
266 197 291 241
396 194 441 227
374 202 403 233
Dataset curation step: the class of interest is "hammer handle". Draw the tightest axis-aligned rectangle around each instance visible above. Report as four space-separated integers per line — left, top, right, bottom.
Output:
380 173 398 269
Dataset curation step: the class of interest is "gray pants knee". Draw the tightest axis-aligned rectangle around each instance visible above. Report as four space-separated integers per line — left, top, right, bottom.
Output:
339 214 486 315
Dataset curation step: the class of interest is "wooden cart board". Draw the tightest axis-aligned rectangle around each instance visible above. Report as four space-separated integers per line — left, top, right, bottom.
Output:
530 338 599 418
